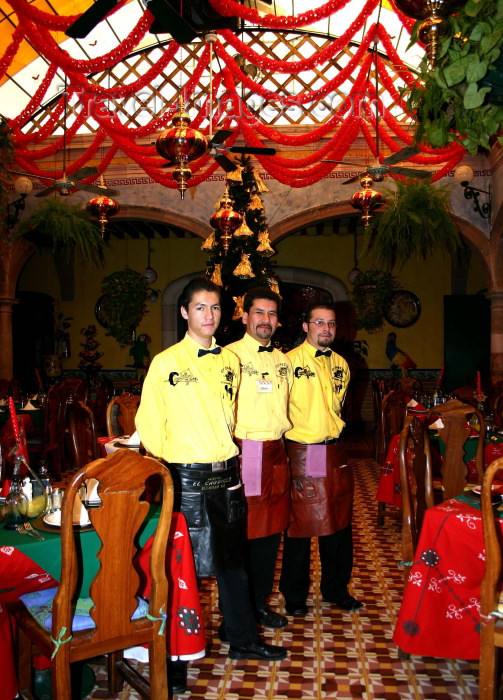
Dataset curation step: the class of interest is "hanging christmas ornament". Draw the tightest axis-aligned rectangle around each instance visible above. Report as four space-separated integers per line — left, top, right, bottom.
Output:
267 277 281 297
226 165 244 183
210 264 223 286
253 171 269 193
86 176 120 236
257 230 275 257
209 186 243 253
391 0 465 69
233 218 254 239
233 253 255 279
249 193 264 210
201 231 217 250
155 95 207 199
350 174 384 227
232 295 245 319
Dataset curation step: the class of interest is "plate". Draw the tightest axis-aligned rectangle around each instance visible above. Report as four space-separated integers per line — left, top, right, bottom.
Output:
43 511 91 528
471 485 498 495
113 440 140 448
384 290 421 328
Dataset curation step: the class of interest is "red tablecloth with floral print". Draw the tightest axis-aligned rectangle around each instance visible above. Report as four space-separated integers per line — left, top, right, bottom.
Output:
393 494 503 659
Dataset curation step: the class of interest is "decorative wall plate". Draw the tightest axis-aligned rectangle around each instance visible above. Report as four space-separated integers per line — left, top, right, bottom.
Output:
95 294 111 329
385 290 421 328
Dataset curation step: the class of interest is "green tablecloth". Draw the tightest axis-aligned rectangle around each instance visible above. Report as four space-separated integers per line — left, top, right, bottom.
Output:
0 406 44 431
0 504 160 597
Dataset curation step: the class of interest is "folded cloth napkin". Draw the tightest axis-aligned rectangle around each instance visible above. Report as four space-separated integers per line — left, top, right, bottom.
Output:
72 494 91 526
429 417 444 430
23 401 38 411
407 398 427 412
85 478 100 502
120 430 140 446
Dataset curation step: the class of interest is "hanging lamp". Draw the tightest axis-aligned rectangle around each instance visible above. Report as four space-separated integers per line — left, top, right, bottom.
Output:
350 174 384 227
209 186 243 253
86 175 120 236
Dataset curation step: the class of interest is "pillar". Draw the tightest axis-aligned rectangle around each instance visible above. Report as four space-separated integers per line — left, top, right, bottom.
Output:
0 297 18 379
488 290 503 385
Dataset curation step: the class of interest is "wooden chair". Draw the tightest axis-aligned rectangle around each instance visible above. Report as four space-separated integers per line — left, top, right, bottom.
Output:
398 414 434 584
68 401 100 471
106 393 141 437
492 391 503 429
377 389 408 526
426 398 485 500
372 378 389 460
394 377 422 396
7 449 174 699
58 377 88 406
479 456 503 700
27 383 63 479
92 377 115 437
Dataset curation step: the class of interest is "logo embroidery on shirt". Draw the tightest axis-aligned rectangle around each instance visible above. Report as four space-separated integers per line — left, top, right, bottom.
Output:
222 366 236 399
333 366 346 392
167 370 198 386
294 365 315 379
241 362 259 377
277 363 290 379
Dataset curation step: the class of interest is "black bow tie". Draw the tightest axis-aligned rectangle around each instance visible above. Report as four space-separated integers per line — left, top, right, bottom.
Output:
198 347 221 357
258 346 273 352
315 349 332 358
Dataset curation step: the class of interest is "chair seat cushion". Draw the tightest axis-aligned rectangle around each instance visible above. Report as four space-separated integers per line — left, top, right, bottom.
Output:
19 587 149 632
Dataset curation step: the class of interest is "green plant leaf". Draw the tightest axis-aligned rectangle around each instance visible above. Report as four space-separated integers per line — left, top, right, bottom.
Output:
444 62 467 86
463 82 491 108
466 58 489 82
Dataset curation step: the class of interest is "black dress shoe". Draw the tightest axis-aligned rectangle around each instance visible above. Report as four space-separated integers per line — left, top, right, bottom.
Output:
325 594 363 611
168 659 187 695
218 622 228 643
256 605 288 628
228 640 288 661
285 600 308 616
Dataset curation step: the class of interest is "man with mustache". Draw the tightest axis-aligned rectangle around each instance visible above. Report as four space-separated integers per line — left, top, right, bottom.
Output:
279 302 362 616
136 277 287 694
227 287 292 631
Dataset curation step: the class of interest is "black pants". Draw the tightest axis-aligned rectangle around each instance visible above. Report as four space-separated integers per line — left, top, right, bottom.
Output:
247 532 282 609
279 525 353 603
216 567 260 646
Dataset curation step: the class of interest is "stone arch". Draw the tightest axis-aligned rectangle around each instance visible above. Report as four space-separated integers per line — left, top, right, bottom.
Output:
161 267 349 349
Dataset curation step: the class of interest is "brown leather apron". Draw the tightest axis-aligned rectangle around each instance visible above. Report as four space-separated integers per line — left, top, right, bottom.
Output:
236 438 291 540
285 439 353 537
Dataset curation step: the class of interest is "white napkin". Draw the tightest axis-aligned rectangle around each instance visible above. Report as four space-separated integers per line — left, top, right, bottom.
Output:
85 478 101 502
72 494 91 526
429 417 444 430
120 430 140 446
23 401 38 410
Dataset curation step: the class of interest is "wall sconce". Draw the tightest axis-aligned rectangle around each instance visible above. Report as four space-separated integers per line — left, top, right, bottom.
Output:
454 165 491 220
7 176 33 229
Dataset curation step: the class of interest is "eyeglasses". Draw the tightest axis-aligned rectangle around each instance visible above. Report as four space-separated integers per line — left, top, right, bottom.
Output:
307 320 336 328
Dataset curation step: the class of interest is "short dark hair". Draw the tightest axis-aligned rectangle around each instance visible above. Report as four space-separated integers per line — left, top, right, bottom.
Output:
243 286 281 314
304 301 336 321
179 276 221 311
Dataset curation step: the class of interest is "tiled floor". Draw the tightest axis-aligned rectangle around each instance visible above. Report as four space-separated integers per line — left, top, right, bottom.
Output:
84 435 480 699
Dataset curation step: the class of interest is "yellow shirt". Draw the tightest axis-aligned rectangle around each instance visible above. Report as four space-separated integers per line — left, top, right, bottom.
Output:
285 340 350 443
135 333 240 463
227 333 293 441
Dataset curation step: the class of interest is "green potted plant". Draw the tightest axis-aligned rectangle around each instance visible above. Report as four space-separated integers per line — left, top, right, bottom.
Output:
404 0 503 154
17 197 105 265
366 179 464 270
351 270 399 333
100 268 150 348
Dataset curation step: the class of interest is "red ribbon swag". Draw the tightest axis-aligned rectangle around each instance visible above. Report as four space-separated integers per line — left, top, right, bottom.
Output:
2 0 464 191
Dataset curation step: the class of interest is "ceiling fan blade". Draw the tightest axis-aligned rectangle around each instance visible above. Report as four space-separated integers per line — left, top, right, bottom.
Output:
72 166 100 181
342 172 366 185
208 130 234 147
213 154 238 172
77 183 121 196
147 0 199 44
388 166 431 179
35 185 58 198
322 160 363 167
9 169 54 183
227 146 276 155
65 0 119 39
383 145 420 166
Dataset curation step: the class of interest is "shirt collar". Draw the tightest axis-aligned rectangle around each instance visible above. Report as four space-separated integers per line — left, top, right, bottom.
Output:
242 331 272 354
183 332 219 355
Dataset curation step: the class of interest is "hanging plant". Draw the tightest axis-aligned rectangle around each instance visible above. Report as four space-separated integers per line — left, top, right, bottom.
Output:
101 268 150 348
365 179 464 270
351 270 399 334
17 197 105 265
404 0 503 154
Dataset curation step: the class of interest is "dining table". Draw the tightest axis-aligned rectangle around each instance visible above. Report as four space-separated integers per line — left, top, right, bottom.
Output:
0 505 205 699
392 489 503 659
375 422 503 509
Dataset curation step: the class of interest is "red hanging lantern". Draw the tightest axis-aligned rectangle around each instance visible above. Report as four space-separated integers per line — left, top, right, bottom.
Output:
155 96 207 200
86 194 120 236
350 174 384 227
209 188 243 253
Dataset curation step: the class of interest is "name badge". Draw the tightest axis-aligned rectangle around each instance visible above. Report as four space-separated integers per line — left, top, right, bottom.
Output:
256 379 273 393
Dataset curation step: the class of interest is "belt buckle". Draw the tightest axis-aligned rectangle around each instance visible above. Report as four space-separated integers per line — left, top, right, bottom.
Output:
211 461 225 472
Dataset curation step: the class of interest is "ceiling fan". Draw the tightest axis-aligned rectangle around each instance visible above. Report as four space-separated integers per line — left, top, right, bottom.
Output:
324 40 432 185
66 0 237 45
9 167 120 198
